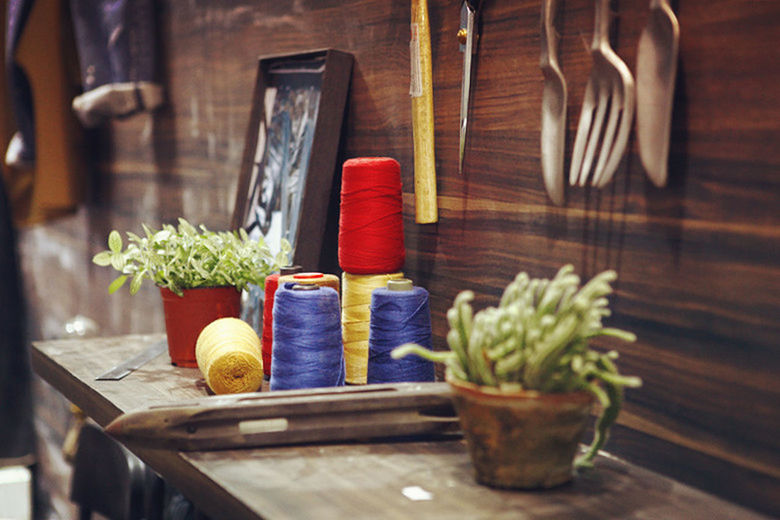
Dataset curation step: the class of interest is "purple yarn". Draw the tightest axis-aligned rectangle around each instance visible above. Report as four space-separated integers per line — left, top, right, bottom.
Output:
270 282 345 390
367 286 435 383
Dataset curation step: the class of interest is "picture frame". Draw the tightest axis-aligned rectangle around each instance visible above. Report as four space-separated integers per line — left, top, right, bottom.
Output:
231 49 354 271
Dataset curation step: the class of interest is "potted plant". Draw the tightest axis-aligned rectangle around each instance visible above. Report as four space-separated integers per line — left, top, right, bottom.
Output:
92 218 288 367
393 264 641 489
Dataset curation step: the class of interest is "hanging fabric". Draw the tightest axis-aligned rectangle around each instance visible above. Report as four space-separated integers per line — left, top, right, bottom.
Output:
69 0 163 127
0 165 35 468
3 0 84 224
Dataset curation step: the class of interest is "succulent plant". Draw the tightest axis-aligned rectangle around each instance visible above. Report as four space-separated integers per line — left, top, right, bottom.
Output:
93 218 289 296
392 264 641 467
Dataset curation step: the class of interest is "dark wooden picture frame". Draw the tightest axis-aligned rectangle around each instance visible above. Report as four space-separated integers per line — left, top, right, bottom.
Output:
231 49 353 270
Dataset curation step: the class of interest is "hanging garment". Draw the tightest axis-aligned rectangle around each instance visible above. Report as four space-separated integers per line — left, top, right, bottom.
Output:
69 0 163 127
3 0 164 224
3 0 84 224
0 167 35 468
4 0 34 169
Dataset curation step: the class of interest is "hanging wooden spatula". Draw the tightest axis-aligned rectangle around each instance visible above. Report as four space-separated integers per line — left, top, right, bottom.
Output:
636 0 680 187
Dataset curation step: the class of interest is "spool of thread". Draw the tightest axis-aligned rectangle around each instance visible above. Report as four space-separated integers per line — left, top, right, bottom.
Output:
261 266 302 377
195 318 263 395
278 272 340 296
367 279 435 383
280 266 304 276
338 157 405 274
271 282 345 391
261 274 280 376
342 271 404 384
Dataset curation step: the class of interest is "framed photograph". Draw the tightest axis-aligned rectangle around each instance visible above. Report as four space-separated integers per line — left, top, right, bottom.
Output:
232 49 354 270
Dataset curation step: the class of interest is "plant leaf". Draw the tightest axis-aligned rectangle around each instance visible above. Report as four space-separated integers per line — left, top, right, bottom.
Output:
110 253 126 272
108 231 122 253
129 272 145 295
108 275 128 294
95 219 286 296
92 251 112 266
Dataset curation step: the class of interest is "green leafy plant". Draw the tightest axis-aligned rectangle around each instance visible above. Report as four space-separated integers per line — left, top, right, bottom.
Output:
392 264 641 468
92 218 289 296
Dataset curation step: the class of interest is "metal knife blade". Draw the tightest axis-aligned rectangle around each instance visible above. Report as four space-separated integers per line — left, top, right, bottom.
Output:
95 339 168 381
458 0 480 175
540 0 566 206
636 0 679 187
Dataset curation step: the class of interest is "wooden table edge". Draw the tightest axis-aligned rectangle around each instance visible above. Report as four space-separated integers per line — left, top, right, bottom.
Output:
31 341 264 520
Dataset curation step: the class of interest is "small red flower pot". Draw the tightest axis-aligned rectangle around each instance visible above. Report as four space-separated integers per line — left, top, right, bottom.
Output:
159 286 241 367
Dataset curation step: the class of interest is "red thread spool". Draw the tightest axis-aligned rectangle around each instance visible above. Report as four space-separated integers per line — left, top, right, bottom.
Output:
261 274 280 376
338 157 405 274
261 266 302 377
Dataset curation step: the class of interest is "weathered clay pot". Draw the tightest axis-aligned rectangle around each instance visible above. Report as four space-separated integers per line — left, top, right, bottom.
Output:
159 286 241 367
448 376 593 489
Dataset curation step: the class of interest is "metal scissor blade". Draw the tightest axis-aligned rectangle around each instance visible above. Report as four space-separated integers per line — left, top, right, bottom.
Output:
459 1 478 175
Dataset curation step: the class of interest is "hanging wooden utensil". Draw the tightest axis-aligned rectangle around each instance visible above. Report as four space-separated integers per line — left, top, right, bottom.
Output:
410 0 438 223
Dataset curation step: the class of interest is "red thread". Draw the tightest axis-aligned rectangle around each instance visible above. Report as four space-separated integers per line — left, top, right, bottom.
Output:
293 273 324 280
338 157 405 274
261 273 280 376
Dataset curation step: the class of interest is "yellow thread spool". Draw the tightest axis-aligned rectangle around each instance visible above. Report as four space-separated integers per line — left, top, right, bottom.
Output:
195 317 263 395
278 272 340 296
341 272 404 384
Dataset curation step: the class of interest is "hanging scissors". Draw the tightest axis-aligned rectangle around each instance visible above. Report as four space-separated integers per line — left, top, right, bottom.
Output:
458 0 482 175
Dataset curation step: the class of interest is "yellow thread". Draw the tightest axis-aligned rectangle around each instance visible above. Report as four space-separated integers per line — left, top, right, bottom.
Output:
341 272 403 384
195 318 263 395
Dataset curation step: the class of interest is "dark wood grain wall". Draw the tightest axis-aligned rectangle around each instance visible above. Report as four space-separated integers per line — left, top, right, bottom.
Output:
15 0 779 516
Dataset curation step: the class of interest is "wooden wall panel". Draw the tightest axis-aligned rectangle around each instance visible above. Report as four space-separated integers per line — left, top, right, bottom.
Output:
15 0 779 516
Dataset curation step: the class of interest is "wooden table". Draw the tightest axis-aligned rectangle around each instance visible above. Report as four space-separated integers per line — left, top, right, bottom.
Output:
32 334 768 520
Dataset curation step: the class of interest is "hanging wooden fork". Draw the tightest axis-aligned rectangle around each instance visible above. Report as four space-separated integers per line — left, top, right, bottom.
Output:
569 0 635 188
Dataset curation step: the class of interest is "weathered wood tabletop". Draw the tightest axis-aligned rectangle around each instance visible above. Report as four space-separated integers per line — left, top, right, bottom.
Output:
31 334 769 520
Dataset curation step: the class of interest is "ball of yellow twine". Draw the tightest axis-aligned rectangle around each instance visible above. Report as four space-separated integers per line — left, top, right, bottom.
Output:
341 271 403 384
196 317 263 395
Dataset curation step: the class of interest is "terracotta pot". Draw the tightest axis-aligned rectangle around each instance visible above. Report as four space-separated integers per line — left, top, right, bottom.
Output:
448 376 593 489
159 286 241 367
